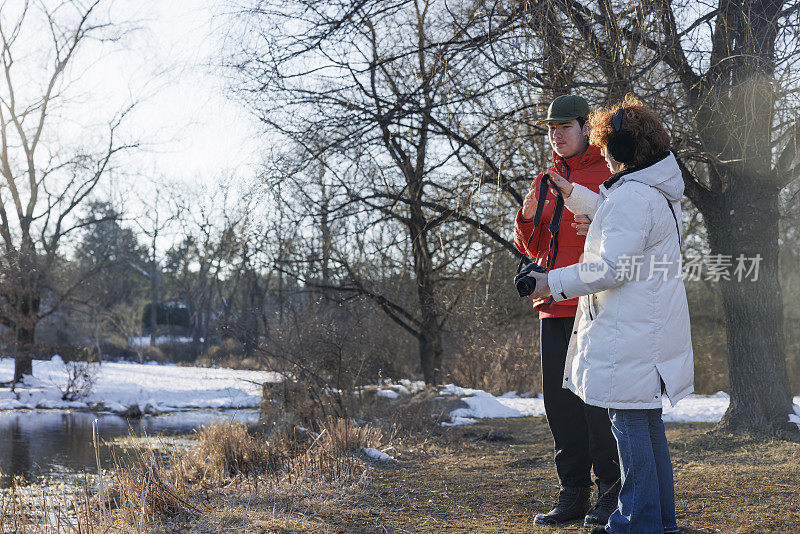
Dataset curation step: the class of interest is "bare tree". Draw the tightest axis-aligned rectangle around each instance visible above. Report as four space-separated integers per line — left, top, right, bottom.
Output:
539 0 799 433
227 0 544 384
131 180 184 346
0 1 138 382
459 0 798 432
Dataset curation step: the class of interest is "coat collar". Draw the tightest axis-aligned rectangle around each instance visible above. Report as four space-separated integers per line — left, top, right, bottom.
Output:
553 144 604 173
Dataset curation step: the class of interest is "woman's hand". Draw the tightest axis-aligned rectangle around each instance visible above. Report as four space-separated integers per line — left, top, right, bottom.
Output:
526 271 551 300
546 170 574 198
571 214 591 236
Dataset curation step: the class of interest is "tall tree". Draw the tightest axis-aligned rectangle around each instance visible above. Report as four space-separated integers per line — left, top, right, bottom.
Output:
0 1 138 382
507 0 799 432
227 1 535 383
72 201 148 355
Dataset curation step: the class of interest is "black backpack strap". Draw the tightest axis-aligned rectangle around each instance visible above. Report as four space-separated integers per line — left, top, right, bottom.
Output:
546 193 564 270
531 173 550 228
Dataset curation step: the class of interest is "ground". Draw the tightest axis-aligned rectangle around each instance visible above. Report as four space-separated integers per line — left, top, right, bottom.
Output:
170 416 800 534
348 419 800 533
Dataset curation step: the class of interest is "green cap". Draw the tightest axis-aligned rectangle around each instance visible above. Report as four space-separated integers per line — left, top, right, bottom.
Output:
537 94 590 124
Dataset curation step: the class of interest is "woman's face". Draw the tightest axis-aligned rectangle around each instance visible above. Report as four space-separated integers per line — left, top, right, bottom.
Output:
601 146 623 174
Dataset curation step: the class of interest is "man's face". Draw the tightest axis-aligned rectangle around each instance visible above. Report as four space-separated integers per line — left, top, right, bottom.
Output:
548 119 588 159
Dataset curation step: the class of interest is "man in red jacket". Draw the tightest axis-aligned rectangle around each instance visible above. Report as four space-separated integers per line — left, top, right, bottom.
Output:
514 95 620 527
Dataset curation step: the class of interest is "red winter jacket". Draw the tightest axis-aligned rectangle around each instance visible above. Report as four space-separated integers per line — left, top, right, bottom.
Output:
514 145 610 319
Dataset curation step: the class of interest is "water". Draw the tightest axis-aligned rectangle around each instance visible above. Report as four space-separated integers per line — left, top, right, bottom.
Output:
0 410 260 487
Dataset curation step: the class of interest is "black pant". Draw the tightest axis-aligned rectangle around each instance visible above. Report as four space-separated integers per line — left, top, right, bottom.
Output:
541 316 619 488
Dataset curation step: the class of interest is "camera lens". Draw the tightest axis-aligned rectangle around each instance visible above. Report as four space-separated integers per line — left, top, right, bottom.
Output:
516 276 536 297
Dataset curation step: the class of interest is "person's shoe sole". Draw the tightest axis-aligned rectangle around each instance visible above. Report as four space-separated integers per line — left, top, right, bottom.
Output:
533 514 585 526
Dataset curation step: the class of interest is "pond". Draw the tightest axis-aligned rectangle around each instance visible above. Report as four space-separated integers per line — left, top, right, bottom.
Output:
0 410 259 488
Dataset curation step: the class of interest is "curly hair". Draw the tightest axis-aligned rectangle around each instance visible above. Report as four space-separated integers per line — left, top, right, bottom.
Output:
588 94 670 169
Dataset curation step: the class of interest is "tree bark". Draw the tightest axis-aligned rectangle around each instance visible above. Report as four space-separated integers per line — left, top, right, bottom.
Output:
704 179 792 432
11 245 41 383
149 257 159 346
13 316 36 383
410 221 443 385
680 1 793 433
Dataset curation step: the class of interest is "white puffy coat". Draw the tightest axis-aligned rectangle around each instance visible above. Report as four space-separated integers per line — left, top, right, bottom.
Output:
547 152 694 409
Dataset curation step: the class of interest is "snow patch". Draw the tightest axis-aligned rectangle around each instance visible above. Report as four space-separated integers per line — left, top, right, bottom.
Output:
372 379 425 399
0 358 282 413
362 447 394 462
789 403 800 431
130 336 194 347
451 390 532 419
439 384 545 425
441 416 477 427
438 384 799 428
439 384 481 397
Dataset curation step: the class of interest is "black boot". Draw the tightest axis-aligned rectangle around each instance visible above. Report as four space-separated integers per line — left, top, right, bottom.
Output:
584 480 621 527
533 486 591 525
589 527 608 534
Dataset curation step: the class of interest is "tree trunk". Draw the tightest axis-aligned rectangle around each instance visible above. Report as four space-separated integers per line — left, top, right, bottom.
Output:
705 180 793 433
149 261 159 346
418 324 444 386
13 322 36 383
409 217 443 385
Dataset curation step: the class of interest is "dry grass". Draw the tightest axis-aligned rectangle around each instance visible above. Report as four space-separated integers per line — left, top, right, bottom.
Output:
94 417 388 532
3 393 797 533
184 421 283 481
0 413 389 533
108 443 200 523
333 418 800 534
0 481 97 533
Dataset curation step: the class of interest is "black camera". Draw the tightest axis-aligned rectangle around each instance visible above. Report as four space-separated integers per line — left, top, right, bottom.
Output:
514 261 547 298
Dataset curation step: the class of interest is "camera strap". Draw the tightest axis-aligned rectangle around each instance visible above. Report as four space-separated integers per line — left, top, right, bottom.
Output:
517 173 565 273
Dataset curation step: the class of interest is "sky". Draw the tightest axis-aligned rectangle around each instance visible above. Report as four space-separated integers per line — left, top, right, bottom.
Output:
8 0 264 197
100 1 263 188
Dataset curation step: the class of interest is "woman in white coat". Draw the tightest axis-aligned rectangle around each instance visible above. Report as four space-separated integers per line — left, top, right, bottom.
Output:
526 94 692 534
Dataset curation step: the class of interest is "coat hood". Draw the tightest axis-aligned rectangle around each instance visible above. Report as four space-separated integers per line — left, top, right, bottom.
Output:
604 152 684 202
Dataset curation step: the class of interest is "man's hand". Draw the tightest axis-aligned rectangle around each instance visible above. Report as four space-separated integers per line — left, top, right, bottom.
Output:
521 187 549 220
526 271 551 300
546 170 574 198
571 214 591 236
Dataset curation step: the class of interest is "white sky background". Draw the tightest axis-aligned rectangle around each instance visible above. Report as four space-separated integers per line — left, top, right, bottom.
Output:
4 0 264 214
95 0 262 192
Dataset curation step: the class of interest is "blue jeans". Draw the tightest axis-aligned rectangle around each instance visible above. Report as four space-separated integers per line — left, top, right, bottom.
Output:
605 408 679 534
